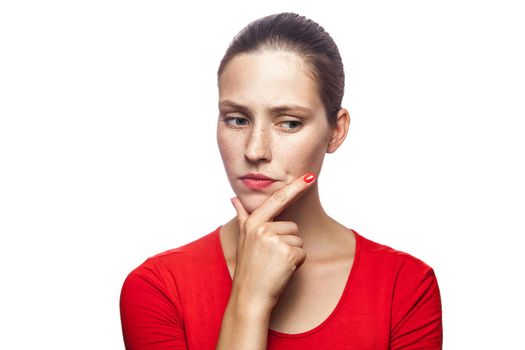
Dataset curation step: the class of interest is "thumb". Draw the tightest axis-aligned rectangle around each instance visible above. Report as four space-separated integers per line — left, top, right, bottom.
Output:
230 196 249 228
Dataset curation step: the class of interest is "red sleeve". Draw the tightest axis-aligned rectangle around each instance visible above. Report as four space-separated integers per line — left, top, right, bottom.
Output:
119 258 188 350
390 257 443 349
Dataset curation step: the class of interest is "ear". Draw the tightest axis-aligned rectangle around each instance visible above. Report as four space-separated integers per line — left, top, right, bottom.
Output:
326 108 350 154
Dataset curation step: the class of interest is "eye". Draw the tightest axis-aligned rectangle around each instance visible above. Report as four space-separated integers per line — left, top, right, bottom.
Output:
221 115 303 132
223 116 248 127
281 120 303 131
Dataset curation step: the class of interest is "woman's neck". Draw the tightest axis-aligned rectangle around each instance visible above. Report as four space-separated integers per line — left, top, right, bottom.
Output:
272 182 332 240
224 182 349 263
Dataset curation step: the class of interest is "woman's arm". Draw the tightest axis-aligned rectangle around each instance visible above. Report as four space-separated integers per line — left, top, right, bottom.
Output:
390 258 443 349
120 260 188 350
215 287 273 350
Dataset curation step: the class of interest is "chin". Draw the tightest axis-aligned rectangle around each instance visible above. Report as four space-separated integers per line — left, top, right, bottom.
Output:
237 193 269 214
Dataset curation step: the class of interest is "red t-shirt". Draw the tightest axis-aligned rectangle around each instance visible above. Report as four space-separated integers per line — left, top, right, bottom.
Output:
120 226 442 349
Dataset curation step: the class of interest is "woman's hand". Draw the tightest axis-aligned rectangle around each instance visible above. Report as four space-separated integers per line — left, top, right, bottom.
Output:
229 172 316 311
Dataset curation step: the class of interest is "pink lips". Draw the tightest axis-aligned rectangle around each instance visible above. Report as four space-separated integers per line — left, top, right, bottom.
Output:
241 178 276 189
239 173 277 190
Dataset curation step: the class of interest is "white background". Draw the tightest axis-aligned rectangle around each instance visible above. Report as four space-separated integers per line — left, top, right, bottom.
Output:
1 1 524 349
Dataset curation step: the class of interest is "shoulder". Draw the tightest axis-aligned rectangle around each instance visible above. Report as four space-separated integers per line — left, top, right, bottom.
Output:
355 230 435 276
119 228 224 349
353 230 442 347
353 230 439 297
353 232 444 347
122 226 221 291
153 225 220 261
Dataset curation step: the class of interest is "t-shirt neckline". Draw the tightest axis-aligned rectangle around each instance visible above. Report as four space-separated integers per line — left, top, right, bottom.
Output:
214 224 362 339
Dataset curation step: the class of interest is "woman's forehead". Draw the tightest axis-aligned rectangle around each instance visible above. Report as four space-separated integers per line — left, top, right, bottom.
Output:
219 50 313 84
218 51 323 112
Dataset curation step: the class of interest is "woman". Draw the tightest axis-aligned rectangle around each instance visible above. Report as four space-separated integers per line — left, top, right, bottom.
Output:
120 12 443 349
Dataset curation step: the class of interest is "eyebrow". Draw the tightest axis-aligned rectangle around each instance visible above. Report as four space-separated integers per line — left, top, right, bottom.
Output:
218 99 313 115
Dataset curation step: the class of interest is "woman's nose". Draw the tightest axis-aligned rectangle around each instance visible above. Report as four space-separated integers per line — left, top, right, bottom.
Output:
244 123 272 163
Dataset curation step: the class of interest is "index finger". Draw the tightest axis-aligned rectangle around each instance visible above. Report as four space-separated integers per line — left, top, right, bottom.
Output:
248 172 316 224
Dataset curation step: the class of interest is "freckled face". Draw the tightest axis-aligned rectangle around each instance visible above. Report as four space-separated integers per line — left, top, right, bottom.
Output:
216 49 332 213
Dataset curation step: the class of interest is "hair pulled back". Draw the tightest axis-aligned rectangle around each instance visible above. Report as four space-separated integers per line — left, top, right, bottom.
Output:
217 12 345 127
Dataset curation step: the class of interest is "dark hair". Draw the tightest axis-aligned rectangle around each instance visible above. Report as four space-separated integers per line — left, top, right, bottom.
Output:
217 12 345 127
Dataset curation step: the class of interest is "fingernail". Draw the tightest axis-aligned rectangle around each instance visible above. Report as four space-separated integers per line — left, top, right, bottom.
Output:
303 172 316 183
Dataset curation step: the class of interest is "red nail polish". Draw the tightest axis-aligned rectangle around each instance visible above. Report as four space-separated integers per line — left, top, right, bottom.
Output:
303 172 315 183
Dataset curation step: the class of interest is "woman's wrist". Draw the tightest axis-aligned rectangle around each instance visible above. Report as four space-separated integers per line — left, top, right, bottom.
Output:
228 286 275 320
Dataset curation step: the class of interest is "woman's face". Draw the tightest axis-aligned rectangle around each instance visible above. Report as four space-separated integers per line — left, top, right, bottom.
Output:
217 49 333 214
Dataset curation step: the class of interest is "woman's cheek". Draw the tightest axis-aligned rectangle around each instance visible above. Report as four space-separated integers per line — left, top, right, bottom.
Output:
218 135 245 180
278 135 319 164
217 131 238 158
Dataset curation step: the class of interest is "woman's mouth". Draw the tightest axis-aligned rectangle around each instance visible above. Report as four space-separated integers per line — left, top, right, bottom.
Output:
240 178 276 190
